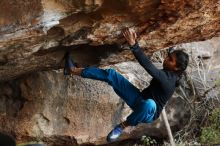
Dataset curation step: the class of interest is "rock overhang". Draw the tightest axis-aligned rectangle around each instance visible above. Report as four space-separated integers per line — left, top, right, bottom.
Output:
0 0 220 81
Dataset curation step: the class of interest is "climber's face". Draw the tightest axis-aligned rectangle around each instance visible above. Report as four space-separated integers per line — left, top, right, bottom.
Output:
163 53 178 71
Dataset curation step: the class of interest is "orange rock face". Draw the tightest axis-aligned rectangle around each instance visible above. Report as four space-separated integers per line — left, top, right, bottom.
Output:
0 0 219 80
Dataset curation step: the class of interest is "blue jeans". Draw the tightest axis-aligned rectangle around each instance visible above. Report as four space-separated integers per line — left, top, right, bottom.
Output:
81 67 156 126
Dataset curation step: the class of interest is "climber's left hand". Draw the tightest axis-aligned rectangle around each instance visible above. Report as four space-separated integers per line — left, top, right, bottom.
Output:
122 28 137 46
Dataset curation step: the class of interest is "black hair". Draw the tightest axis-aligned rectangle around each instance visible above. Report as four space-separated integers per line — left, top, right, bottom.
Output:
169 49 189 87
173 50 189 71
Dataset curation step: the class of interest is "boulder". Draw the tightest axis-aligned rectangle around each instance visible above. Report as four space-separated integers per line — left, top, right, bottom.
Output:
0 62 190 145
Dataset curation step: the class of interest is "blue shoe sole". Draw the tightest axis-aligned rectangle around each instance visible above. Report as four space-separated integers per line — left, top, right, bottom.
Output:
106 134 119 143
106 125 123 142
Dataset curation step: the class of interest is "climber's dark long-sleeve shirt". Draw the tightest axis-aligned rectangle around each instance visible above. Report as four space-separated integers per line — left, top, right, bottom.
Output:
130 43 178 120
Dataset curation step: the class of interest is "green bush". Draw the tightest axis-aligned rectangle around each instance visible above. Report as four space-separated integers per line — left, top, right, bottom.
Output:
200 108 220 145
134 136 157 146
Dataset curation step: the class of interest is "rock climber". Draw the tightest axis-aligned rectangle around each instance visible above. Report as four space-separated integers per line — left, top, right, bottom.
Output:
63 28 189 142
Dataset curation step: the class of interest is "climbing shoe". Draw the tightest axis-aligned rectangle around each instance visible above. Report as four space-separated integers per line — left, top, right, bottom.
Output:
106 124 123 142
63 52 75 75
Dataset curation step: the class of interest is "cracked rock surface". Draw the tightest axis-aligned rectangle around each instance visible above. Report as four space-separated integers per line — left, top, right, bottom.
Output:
0 0 220 80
